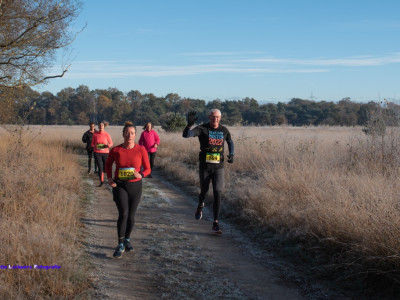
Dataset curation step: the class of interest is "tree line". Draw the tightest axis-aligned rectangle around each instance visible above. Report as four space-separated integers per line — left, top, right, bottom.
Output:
2 85 399 129
0 1 398 130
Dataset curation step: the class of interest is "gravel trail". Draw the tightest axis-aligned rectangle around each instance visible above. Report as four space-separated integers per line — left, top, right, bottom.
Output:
83 169 305 299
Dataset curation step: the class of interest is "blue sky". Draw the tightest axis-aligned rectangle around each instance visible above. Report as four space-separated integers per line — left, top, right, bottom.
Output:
35 0 400 103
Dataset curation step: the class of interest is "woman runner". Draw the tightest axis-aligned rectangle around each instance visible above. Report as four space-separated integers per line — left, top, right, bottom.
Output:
138 122 160 178
105 121 151 258
91 121 113 186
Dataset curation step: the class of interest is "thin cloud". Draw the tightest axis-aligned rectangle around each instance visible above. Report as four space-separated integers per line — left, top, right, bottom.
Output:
236 54 400 67
57 53 400 79
135 28 155 34
181 51 265 57
61 62 327 79
338 20 400 30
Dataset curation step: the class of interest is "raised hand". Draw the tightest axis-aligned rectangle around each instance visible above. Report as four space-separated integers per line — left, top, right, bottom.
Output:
187 111 198 127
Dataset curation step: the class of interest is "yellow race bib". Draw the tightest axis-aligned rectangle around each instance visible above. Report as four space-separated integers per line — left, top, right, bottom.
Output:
96 143 105 150
118 167 136 180
205 152 220 164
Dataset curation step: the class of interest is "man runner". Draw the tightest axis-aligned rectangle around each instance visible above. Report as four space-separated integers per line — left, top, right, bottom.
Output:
82 122 98 174
182 109 234 234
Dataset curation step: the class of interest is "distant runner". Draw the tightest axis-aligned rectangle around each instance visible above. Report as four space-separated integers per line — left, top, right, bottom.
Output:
91 121 113 187
182 109 234 234
82 122 98 174
138 122 160 178
106 121 151 258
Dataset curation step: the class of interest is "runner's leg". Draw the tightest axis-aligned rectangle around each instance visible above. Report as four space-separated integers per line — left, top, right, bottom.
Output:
124 180 142 238
199 165 212 204
94 152 99 172
149 152 156 169
94 153 102 182
100 153 108 183
211 167 224 221
113 183 129 242
87 150 92 172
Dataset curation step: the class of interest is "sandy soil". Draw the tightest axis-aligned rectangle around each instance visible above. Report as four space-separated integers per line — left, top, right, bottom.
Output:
82 169 340 300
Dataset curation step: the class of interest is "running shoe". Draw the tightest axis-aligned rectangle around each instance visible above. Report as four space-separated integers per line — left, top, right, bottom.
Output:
124 239 133 252
195 202 204 220
212 221 222 234
113 243 125 258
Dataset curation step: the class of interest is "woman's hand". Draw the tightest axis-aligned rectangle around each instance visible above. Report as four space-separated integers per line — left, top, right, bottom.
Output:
108 177 117 188
134 172 143 179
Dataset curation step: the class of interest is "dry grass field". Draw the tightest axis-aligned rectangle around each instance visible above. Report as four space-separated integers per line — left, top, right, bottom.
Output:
0 125 91 299
156 125 400 284
1 124 400 298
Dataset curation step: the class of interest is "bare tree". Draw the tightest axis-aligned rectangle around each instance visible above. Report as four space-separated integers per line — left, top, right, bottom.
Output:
0 0 83 88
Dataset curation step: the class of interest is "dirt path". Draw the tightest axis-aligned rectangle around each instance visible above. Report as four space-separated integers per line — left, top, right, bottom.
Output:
83 169 308 299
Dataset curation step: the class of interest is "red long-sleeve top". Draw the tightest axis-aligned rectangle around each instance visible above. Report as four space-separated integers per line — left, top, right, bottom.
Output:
105 144 151 182
91 131 113 154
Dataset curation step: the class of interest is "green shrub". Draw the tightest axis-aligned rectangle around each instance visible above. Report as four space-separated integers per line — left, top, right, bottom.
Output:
161 112 186 132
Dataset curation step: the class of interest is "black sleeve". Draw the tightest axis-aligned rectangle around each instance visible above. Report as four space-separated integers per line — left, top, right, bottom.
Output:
82 132 88 143
183 126 196 138
225 129 234 155
183 125 203 138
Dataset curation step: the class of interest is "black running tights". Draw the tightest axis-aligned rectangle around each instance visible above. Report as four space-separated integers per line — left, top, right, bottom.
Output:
198 165 224 221
113 180 142 240
94 152 108 182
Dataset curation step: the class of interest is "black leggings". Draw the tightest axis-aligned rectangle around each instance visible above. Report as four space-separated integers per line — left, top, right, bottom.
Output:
148 152 156 172
87 149 98 172
198 164 224 221
113 180 142 239
94 152 108 183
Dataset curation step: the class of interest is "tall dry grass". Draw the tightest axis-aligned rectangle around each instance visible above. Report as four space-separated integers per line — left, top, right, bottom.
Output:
156 126 400 278
0 125 90 299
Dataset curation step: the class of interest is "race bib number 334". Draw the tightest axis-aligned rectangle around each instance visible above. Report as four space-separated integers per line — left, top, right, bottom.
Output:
205 153 220 163
118 167 136 180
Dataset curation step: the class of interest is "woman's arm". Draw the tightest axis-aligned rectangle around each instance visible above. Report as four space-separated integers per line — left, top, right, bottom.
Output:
140 147 151 178
107 132 113 148
154 131 160 146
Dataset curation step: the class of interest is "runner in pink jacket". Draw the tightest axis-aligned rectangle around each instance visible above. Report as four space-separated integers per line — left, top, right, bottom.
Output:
138 122 160 178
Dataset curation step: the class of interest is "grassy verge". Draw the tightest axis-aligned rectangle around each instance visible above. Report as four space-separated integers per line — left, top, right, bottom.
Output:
0 126 90 299
156 126 400 297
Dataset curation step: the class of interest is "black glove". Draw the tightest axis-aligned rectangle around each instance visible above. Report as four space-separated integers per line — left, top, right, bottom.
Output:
227 154 234 163
187 111 198 127
103 145 109 148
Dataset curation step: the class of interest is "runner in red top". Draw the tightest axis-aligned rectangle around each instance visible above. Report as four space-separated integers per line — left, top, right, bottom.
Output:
105 121 150 258
91 121 113 186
